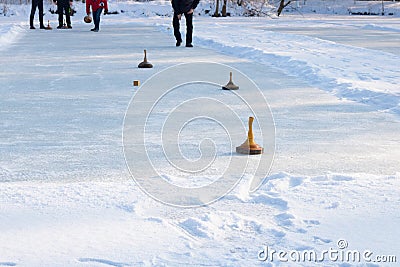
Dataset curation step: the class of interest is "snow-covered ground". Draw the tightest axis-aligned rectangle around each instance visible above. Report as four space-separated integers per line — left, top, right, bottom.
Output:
1 1 400 266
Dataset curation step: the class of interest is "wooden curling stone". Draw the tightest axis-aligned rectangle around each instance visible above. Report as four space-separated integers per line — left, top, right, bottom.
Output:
222 72 239 90
138 49 153 68
236 116 263 155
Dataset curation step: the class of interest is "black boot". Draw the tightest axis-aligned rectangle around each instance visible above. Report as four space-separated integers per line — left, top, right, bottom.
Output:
30 15 35 29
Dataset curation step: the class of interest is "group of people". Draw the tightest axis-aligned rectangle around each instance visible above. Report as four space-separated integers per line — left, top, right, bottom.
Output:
30 0 73 29
30 0 108 30
30 0 200 46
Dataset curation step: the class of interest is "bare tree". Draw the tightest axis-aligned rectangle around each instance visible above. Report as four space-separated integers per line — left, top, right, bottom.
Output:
277 0 291 16
213 0 220 17
222 0 227 16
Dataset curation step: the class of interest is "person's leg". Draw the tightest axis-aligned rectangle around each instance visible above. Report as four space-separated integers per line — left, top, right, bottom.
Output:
184 12 193 46
65 4 71 27
94 8 102 30
57 4 63 27
173 13 182 45
30 0 38 29
38 0 44 28
92 9 98 30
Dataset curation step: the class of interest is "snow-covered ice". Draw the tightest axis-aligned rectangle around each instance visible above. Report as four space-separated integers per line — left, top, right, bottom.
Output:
0 1 399 266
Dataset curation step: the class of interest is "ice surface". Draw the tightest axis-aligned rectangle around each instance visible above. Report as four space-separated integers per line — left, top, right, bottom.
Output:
0 2 399 266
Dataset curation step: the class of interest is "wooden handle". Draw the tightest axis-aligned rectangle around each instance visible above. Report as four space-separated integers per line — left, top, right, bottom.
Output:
248 116 254 144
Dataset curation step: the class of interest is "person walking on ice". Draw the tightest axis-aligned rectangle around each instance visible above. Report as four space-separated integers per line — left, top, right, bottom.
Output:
30 0 45 29
86 0 108 32
171 0 200 47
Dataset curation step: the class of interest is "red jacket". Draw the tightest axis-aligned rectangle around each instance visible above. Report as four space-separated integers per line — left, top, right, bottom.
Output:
86 0 108 14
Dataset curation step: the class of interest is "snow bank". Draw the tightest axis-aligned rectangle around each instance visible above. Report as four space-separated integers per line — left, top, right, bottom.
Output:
362 23 400 32
0 22 25 51
291 0 400 16
192 24 400 114
1 171 399 266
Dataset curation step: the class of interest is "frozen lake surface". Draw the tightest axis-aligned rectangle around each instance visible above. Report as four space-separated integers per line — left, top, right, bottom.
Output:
0 6 399 266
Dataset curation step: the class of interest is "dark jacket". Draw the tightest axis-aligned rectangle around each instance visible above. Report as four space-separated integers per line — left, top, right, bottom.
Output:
54 0 71 6
172 0 199 14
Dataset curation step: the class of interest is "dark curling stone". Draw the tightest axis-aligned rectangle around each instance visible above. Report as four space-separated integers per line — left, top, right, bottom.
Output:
138 49 153 68
84 15 92 23
222 72 239 90
236 117 263 155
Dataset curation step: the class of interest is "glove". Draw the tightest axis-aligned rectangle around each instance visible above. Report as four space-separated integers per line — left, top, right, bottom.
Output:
104 9 108 14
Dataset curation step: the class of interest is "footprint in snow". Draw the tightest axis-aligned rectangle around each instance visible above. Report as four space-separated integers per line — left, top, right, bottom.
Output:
116 204 135 213
311 175 329 182
313 236 332 244
295 245 315 251
269 228 286 238
331 175 354 182
146 217 163 223
303 219 320 227
326 202 340 209
289 176 304 187
275 213 307 234
178 218 209 239
251 194 288 211
274 213 295 227
78 258 129 267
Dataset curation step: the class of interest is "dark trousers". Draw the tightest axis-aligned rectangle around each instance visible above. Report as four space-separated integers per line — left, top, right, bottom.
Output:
57 3 71 26
30 0 44 27
93 8 103 30
173 12 193 45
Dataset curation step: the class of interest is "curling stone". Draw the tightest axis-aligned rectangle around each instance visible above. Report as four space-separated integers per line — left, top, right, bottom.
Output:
84 15 92 23
236 116 263 155
222 72 239 90
45 20 52 30
138 49 153 68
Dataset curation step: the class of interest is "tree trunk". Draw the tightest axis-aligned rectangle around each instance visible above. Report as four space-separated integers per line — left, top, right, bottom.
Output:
222 0 227 17
277 0 291 16
213 0 220 17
